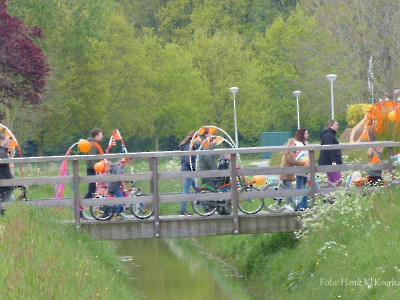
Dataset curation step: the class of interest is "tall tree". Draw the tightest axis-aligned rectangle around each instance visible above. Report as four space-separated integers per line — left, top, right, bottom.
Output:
254 9 358 135
188 30 270 144
301 0 400 101
0 0 49 128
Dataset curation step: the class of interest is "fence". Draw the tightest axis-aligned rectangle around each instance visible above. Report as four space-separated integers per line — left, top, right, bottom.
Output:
0 141 398 234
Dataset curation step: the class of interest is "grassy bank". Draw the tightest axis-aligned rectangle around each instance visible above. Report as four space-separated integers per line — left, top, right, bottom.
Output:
0 204 136 299
195 185 400 298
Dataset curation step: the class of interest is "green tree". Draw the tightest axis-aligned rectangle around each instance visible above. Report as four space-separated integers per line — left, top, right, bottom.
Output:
254 9 357 136
301 0 400 101
188 30 270 145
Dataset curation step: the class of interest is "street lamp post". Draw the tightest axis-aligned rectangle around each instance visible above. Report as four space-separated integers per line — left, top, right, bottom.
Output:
293 91 301 129
229 86 239 148
326 74 337 119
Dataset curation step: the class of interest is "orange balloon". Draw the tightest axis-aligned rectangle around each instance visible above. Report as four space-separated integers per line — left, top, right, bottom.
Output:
299 157 310 163
388 110 397 122
94 160 105 173
252 175 266 186
78 139 91 153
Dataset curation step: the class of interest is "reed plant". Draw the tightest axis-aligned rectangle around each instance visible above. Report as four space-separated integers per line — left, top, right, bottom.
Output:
0 204 136 298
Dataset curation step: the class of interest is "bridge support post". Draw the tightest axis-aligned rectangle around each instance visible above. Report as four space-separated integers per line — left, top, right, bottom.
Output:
230 153 239 234
149 157 160 238
388 146 394 180
73 159 81 229
309 150 316 206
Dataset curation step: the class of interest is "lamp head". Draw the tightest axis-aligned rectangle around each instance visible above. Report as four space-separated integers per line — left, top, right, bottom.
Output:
326 74 337 82
293 90 301 97
229 86 239 95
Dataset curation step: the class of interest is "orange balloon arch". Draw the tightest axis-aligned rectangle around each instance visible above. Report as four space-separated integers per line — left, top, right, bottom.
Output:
358 101 400 141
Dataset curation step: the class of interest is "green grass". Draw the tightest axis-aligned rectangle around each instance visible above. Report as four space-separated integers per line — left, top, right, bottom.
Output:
194 185 400 298
0 204 136 298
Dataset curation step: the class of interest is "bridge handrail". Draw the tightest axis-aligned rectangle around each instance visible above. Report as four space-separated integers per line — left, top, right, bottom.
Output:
0 141 398 232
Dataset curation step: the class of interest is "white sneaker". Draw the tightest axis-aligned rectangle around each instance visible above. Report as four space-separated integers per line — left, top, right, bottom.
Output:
283 204 294 211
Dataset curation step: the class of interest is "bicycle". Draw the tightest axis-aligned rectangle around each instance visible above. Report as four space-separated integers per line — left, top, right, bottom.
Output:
191 174 264 216
89 181 153 221
262 176 333 213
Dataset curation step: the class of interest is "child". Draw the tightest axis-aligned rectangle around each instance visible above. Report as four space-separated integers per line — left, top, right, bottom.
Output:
108 158 129 218
366 147 383 185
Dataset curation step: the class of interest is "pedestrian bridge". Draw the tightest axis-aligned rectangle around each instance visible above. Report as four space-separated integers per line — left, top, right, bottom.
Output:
75 211 300 240
0 141 397 240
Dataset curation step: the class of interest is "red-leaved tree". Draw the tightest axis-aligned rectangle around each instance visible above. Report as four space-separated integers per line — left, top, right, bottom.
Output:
0 0 49 121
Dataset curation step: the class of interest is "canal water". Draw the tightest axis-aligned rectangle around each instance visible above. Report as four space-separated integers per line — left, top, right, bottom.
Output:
116 238 264 300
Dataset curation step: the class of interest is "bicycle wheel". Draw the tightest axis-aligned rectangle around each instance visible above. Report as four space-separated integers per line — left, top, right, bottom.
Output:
191 190 217 216
238 187 264 214
262 182 286 213
90 205 115 221
119 204 136 219
81 206 94 220
130 193 153 219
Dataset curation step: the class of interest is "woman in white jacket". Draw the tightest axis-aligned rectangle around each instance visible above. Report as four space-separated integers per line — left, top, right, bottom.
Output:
294 129 309 210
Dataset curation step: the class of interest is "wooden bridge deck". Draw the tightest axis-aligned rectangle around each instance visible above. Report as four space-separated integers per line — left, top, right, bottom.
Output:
74 211 301 240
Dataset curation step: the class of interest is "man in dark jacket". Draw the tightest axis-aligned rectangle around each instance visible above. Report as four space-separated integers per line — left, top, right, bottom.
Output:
318 119 342 186
0 134 14 203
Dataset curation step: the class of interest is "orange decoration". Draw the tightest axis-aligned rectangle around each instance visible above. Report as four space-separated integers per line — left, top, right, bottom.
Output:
94 160 105 173
299 157 310 164
77 139 91 153
388 110 397 122
252 175 266 186
358 101 400 141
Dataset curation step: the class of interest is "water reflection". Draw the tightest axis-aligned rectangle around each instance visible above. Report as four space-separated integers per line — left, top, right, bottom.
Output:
116 238 262 300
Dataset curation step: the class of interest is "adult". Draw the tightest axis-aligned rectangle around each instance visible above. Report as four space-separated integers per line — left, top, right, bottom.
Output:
294 128 310 210
84 128 104 199
280 138 309 211
0 134 14 204
178 130 197 216
107 158 128 219
318 119 342 186
197 127 218 186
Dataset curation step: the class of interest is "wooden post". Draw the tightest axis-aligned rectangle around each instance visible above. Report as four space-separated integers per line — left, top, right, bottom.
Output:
388 146 394 180
73 159 81 229
308 150 316 206
149 157 160 238
230 153 239 234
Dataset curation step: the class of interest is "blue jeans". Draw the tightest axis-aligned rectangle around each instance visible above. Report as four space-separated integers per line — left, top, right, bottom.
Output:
111 189 124 214
0 189 14 202
181 163 197 213
282 180 294 205
296 176 309 210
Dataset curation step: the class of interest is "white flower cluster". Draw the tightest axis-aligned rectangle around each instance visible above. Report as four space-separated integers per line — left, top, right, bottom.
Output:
294 187 372 240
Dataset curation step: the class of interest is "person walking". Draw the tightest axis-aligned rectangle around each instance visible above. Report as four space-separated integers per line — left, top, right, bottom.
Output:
0 134 14 206
84 128 104 199
178 130 197 216
318 119 342 187
294 128 310 210
280 138 309 211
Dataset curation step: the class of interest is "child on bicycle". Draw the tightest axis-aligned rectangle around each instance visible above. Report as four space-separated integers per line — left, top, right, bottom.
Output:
366 147 384 185
107 158 129 219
